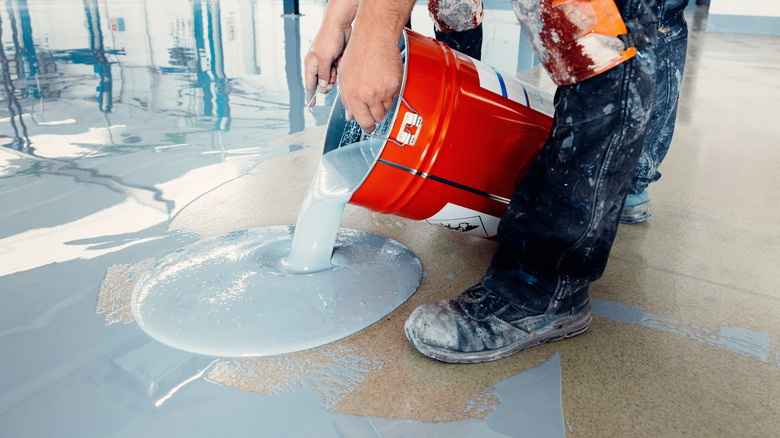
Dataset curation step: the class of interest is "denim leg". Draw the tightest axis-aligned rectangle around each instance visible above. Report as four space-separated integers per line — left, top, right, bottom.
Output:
434 24 483 60
429 0 484 60
481 42 657 315
629 0 689 194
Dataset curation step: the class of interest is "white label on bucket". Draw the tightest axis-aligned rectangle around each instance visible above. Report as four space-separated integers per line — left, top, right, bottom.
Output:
471 59 554 118
473 59 505 98
514 81 555 117
424 203 501 238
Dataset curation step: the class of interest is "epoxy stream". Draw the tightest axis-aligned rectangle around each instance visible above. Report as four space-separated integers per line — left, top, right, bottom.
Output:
286 138 383 273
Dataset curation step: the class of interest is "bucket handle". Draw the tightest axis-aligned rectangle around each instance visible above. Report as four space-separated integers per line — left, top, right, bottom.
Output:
364 95 423 147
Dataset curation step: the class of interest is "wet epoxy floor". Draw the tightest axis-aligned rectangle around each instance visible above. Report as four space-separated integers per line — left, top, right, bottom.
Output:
1 1 778 437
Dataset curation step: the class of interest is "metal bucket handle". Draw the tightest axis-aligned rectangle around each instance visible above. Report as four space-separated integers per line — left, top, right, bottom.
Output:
362 95 422 147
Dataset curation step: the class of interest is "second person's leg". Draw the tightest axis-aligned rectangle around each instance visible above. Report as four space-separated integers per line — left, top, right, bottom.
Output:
428 0 484 59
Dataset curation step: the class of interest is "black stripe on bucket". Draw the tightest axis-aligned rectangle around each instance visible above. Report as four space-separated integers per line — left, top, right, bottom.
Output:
376 159 511 204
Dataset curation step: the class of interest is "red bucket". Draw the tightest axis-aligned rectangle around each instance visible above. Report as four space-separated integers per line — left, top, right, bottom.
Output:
323 29 554 238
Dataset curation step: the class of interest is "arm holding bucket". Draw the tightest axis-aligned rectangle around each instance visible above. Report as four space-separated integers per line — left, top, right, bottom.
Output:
305 0 416 133
304 0 360 106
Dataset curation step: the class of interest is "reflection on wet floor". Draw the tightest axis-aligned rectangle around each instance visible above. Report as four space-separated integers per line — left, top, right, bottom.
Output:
0 0 322 276
2 1 780 437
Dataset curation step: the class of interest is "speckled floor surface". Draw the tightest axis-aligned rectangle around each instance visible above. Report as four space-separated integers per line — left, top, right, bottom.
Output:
1 1 778 437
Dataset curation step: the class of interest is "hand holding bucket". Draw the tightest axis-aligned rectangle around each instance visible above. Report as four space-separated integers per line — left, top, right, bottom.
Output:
336 31 404 133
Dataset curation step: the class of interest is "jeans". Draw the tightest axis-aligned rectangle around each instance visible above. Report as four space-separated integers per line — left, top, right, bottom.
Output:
630 0 689 194
481 0 666 314
428 0 484 60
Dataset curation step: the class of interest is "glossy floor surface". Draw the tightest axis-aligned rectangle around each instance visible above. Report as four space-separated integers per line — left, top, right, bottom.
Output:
1 1 778 437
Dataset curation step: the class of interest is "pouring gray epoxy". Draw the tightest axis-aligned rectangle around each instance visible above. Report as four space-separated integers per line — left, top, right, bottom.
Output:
131 138 422 357
286 139 384 273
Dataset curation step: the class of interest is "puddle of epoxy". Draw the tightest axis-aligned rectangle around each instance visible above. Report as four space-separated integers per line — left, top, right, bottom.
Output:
208 352 567 438
131 132 421 357
175 353 565 438
132 226 422 357
99 256 568 436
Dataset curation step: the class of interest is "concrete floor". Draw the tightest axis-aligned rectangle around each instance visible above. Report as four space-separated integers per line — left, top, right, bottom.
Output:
1 1 778 437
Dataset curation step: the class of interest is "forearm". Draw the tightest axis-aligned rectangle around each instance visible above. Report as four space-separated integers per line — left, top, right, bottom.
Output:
322 0 360 29
351 0 416 49
304 0 362 101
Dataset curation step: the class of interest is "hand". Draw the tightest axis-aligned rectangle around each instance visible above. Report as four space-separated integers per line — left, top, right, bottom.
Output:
304 23 352 107
337 34 403 133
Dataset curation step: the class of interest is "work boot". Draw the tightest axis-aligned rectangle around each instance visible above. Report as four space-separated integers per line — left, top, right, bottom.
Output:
620 189 651 223
404 284 592 363
435 23 483 60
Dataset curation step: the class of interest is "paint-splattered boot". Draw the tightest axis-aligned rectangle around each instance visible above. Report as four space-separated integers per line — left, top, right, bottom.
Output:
404 284 592 363
620 189 652 223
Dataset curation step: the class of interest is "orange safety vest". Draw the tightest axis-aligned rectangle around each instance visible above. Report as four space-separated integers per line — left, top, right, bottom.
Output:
513 0 637 86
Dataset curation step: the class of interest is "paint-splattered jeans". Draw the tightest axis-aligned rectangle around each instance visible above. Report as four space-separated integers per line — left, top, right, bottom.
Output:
428 0 484 60
481 0 659 315
630 0 689 195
